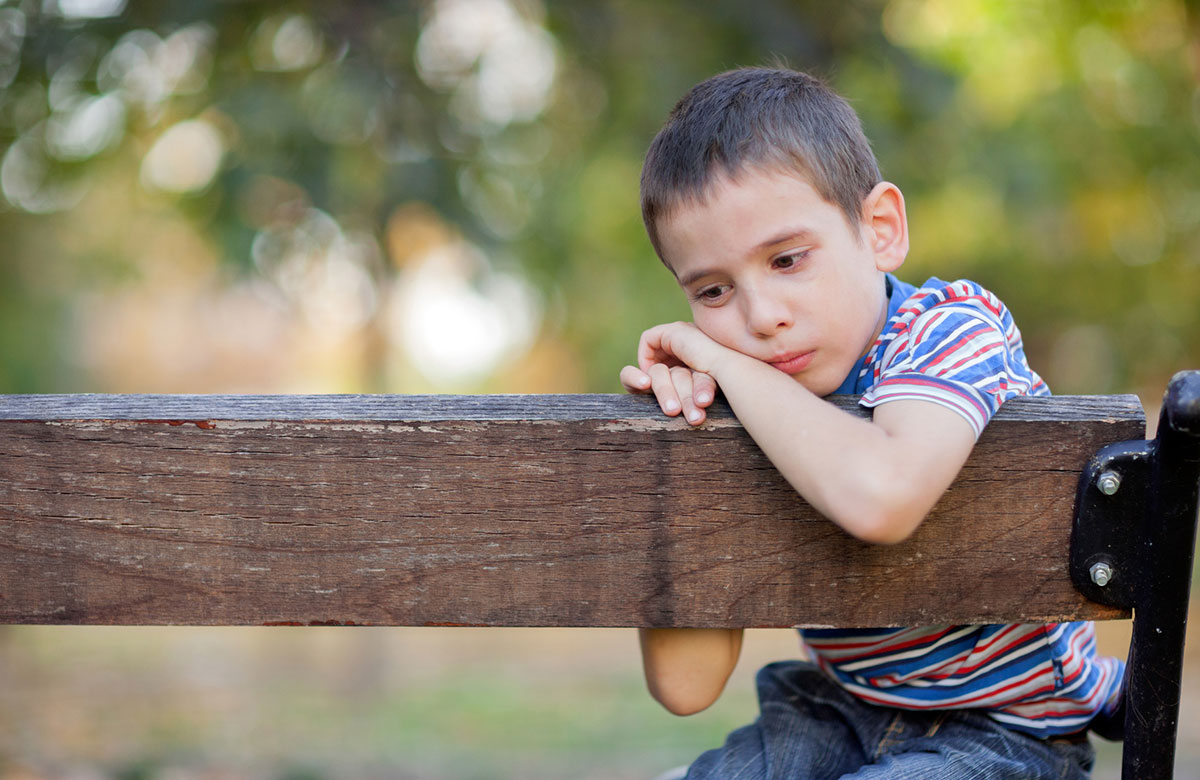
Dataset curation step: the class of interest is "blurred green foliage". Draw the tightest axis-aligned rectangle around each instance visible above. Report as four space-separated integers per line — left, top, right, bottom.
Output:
0 0 1197 396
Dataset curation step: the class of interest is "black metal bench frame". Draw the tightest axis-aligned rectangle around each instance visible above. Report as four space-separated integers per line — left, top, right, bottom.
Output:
1070 371 1200 777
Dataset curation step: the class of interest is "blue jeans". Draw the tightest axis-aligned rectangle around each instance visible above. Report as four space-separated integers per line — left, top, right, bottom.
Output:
685 661 1095 779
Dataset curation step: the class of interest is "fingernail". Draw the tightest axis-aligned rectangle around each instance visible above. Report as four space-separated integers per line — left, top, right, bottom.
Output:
664 400 680 413
687 410 702 423
695 393 711 404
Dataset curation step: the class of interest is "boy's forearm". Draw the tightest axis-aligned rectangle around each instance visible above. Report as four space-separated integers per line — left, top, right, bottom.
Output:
639 628 744 716
707 351 973 544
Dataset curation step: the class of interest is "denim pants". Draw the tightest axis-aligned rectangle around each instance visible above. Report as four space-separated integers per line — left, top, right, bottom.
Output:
684 661 1095 779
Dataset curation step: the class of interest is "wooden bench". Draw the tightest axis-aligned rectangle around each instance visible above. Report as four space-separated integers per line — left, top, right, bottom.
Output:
3 371 1199 778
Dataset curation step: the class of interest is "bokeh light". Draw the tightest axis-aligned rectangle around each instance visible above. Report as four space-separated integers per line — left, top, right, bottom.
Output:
44 93 124 160
251 13 324 72
1 127 86 212
53 0 127 21
140 118 224 194
416 0 557 129
387 237 540 386
251 207 380 335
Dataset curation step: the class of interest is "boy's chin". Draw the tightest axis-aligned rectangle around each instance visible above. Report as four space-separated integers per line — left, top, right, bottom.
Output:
789 372 841 398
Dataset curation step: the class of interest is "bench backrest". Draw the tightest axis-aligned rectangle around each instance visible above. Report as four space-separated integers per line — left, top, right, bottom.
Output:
0 392 1143 627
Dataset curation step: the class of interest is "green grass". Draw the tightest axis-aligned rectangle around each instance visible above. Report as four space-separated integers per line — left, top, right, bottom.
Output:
0 627 762 779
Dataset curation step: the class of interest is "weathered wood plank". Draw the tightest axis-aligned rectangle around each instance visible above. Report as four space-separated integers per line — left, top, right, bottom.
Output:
0 392 1145 422
0 393 1143 627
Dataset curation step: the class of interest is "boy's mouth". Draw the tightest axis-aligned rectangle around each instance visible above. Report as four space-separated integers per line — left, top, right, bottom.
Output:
767 350 815 374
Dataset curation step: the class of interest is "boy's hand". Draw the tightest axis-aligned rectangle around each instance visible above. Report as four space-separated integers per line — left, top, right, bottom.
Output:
619 322 726 426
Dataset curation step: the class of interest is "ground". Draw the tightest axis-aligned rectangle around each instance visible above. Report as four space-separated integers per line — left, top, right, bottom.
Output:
0 618 1188 779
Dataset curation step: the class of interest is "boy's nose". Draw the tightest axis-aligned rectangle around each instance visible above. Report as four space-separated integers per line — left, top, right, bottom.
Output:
745 295 794 337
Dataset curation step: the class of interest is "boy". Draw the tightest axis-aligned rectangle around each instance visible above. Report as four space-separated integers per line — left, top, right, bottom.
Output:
619 67 1124 778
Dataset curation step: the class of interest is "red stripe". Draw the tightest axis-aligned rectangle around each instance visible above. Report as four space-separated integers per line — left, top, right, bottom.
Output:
943 291 1005 320
1056 624 1096 685
938 337 1004 376
866 391 981 433
884 626 1024 683
927 665 1056 709
921 625 1040 679
871 376 988 420
911 309 947 346
952 626 1047 675
1002 667 1112 719
845 663 1056 710
919 327 979 364
922 327 1000 374
806 627 957 658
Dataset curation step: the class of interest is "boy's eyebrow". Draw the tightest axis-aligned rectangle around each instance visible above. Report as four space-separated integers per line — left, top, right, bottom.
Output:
677 268 717 288
753 226 817 253
676 227 817 288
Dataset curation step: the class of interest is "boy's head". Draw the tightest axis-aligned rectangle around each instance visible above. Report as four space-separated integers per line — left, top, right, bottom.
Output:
640 67 881 261
640 67 909 397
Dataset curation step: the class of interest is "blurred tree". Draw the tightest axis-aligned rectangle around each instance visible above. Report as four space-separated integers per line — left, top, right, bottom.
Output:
0 0 1196 399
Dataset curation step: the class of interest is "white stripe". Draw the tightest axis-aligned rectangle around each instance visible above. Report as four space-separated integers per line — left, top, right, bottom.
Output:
1009 658 1120 716
846 624 1029 682
834 626 983 673
989 710 1091 731
862 387 986 437
834 660 1056 709
802 626 948 659
929 341 1007 378
885 628 1053 690
917 330 1006 376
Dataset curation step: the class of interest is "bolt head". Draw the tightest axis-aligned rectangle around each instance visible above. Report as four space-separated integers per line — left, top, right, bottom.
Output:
1090 561 1114 587
1097 470 1121 496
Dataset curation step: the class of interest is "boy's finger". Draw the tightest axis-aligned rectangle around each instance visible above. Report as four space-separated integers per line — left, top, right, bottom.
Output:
647 363 682 416
693 372 717 407
670 366 706 426
636 324 672 372
619 365 652 393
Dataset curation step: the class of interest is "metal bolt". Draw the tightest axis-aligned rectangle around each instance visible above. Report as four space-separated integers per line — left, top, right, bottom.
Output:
1097 470 1121 496
1090 561 1114 587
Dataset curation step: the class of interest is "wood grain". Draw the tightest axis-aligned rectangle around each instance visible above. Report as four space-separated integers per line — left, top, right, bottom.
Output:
0 393 1143 627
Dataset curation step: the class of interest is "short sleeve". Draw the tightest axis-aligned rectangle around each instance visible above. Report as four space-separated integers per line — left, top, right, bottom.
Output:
859 283 1044 438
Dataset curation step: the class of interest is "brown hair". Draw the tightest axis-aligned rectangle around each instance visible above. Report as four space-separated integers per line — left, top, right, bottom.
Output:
640 67 882 260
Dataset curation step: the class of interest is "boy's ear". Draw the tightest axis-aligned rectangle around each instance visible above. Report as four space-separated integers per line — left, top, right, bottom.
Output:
861 182 908 273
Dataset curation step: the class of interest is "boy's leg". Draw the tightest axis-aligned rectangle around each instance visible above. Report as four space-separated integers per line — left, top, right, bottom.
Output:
845 709 1095 780
683 661 1095 780
684 661 883 780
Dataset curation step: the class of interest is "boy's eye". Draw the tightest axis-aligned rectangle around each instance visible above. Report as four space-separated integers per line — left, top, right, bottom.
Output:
773 250 809 269
694 284 729 302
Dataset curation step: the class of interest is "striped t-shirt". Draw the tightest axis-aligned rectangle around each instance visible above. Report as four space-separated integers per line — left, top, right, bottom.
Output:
802 275 1125 737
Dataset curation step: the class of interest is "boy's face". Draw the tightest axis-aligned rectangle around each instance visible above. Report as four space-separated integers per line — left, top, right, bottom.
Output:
656 166 906 397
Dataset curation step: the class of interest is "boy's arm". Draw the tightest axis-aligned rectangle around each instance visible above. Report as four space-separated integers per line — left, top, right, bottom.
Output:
639 627 744 715
622 321 977 545
623 320 975 714
718 358 975 543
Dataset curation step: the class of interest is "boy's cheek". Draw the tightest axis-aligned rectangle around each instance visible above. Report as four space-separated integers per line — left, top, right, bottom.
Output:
686 317 724 348
693 327 757 365
689 315 744 355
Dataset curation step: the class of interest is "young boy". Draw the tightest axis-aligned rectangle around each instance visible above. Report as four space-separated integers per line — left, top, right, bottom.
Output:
619 67 1124 779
